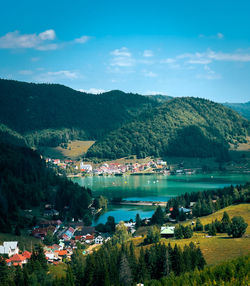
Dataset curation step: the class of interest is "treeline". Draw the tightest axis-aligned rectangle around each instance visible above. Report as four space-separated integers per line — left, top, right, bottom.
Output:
70 241 206 286
0 142 92 233
0 79 157 144
146 255 250 286
87 97 249 159
198 212 248 238
25 128 88 147
167 182 250 221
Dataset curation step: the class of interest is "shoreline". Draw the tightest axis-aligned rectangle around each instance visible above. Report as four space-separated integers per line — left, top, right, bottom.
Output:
111 200 167 206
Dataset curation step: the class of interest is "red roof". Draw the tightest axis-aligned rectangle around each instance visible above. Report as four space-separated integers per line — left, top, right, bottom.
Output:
74 235 82 241
22 251 32 259
55 250 67 256
85 235 94 240
9 254 26 262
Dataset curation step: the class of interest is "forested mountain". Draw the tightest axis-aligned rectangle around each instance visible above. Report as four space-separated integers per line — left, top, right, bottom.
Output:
87 97 250 159
0 79 158 146
0 79 249 160
224 101 250 119
0 142 92 232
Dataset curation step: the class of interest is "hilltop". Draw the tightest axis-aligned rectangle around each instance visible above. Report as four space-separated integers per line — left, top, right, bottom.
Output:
87 97 250 159
0 79 158 146
224 101 250 120
0 79 249 160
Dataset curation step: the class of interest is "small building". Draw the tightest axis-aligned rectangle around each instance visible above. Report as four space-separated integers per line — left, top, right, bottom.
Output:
160 226 175 238
0 242 19 257
179 207 192 214
95 236 104 244
6 253 31 267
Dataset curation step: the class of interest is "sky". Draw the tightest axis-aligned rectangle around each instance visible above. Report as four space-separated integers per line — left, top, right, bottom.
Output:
0 0 250 103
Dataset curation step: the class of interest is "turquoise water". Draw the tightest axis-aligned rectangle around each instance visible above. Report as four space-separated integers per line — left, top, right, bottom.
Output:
72 173 250 224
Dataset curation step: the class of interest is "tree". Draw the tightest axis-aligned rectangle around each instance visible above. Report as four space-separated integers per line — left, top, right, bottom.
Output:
221 211 231 233
174 225 183 239
208 224 216 236
151 206 164 225
43 230 54 246
112 221 130 244
119 254 132 286
171 200 179 220
135 213 142 229
195 218 203 231
105 216 116 233
228 216 248 238
144 226 160 245
178 209 186 221
183 226 193 239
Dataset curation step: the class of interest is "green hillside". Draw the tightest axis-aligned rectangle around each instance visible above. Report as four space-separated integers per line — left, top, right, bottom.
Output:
87 97 250 159
0 142 92 233
224 101 250 120
0 79 158 146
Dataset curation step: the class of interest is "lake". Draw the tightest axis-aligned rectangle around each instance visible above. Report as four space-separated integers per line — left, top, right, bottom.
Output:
72 173 250 225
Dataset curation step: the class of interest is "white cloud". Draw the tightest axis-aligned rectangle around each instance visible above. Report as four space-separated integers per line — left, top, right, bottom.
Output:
178 50 250 64
199 32 224 39
110 47 134 67
196 65 221 80
39 29 56 40
188 59 212 64
111 47 131 57
74 35 90 44
79 88 106 94
143 50 153 57
0 30 57 50
0 30 90 51
145 90 168 95
37 70 79 82
143 70 157 77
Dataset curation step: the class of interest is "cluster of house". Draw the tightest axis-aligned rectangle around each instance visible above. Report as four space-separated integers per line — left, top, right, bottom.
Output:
91 160 168 175
45 157 170 176
45 158 78 171
29 219 114 263
0 241 32 267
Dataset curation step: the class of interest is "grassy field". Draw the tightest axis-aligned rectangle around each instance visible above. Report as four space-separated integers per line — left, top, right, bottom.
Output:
39 140 95 160
133 204 250 266
230 136 250 151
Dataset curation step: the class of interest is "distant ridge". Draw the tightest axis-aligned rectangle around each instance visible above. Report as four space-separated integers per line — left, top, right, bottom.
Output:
224 101 250 120
0 78 249 159
86 97 249 159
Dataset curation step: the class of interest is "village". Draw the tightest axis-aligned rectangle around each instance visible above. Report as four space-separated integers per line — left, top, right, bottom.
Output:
45 157 197 177
0 203 195 267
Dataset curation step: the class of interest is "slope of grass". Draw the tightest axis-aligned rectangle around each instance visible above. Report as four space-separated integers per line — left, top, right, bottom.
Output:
133 204 250 266
39 140 95 159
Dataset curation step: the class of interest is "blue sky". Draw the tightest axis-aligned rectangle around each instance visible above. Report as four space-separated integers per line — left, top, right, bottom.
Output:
0 0 250 102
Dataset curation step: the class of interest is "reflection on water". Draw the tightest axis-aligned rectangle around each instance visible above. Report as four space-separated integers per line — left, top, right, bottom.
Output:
72 173 250 224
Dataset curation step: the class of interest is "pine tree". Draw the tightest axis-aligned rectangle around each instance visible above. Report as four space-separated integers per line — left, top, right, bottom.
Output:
151 206 164 225
119 254 133 286
135 213 142 229
221 211 231 233
195 218 203 231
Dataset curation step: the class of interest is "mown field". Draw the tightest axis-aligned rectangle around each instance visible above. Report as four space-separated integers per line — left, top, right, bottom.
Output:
39 140 95 160
133 204 250 266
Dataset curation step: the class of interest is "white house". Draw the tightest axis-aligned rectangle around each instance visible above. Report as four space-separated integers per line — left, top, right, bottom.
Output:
0 241 19 257
95 236 104 244
80 162 93 172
